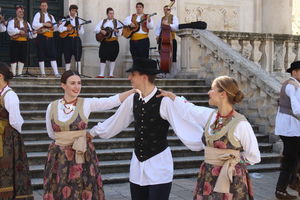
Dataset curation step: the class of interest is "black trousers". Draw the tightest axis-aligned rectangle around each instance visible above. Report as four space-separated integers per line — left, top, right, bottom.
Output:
99 40 119 63
10 40 27 63
158 39 177 62
36 34 57 62
130 37 150 60
276 136 300 190
130 182 172 200
63 36 82 63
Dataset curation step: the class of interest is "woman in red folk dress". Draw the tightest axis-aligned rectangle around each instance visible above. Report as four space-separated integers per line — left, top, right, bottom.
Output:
43 70 138 200
159 75 261 200
0 62 33 199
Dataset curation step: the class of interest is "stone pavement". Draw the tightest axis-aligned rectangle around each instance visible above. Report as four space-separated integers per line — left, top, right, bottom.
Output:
33 172 300 200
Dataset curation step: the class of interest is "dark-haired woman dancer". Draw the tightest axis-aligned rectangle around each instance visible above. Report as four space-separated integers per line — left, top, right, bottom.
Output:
43 70 138 199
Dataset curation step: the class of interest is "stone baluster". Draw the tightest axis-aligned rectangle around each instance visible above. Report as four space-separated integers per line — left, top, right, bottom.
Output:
296 43 300 61
241 40 253 60
274 41 286 72
230 39 241 52
260 38 275 73
286 41 296 70
252 40 263 66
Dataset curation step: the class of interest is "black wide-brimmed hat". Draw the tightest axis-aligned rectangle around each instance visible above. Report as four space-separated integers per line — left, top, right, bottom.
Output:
287 61 300 73
126 58 161 75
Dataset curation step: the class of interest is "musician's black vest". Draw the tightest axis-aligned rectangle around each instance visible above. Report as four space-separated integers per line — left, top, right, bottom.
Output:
64 15 79 27
133 91 170 162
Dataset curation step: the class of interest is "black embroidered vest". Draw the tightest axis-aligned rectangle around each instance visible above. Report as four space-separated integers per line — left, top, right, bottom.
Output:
133 91 170 162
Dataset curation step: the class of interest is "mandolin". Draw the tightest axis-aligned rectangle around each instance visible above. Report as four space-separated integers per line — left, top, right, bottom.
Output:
11 27 37 40
122 12 157 39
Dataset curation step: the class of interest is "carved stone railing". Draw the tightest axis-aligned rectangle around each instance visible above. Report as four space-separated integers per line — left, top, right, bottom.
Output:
177 29 282 141
213 31 300 82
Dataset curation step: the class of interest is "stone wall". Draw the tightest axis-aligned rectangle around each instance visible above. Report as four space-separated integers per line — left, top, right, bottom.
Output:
177 29 282 143
61 0 293 77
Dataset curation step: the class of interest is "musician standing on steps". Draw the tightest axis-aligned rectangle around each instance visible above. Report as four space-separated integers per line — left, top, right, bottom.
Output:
32 0 60 77
58 5 84 74
0 14 6 32
155 5 179 77
124 2 154 60
7 5 37 76
95 7 122 78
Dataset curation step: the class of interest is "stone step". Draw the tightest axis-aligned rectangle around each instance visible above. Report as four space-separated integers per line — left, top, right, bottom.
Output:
30 155 280 189
11 77 206 86
18 92 208 102
12 85 210 93
30 163 281 189
23 134 272 153
26 141 273 165
19 100 209 111
21 127 265 141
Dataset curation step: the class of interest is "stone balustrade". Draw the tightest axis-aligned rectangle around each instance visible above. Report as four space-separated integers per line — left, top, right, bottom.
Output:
213 31 300 76
177 29 282 142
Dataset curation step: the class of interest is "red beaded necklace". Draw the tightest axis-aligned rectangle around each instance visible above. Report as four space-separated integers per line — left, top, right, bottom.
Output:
61 97 78 114
212 109 235 130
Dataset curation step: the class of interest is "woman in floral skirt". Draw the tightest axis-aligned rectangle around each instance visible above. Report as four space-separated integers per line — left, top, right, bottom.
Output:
158 75 261 200
43 70 138 200
0 62 33 199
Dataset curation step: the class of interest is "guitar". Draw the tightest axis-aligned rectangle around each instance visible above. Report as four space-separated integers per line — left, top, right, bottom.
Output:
95 26 123 42
122 12 157 39
59 20 91 38
36 18 71 34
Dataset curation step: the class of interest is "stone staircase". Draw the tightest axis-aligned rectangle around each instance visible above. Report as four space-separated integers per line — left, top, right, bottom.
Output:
10 77 281 190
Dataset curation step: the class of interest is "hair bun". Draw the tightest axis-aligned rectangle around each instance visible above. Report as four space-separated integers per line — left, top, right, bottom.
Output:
233 90 244 104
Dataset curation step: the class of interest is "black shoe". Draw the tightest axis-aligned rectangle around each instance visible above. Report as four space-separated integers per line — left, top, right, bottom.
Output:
275 190 298 199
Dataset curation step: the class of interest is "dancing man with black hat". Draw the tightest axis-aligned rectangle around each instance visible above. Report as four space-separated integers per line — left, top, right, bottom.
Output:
88 58 203 200
275 61 300 199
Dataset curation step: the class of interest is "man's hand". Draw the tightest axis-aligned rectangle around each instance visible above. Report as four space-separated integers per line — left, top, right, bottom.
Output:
67 26 73 31
130 23 136 28
100 29 107 35
162 19 169 26
86 132 94 142
147 15 151 23
43 22 52 28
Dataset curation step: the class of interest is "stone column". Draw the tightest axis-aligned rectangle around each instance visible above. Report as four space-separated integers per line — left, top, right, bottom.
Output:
262 0 293 34
80 0 101 77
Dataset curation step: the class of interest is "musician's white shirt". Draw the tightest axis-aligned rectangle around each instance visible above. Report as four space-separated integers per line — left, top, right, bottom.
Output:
32 11 58 31
94 19 123 38
7 18 37 39
58 16 84 35
124 14 154 34
155 15 179 36
0 23 6 32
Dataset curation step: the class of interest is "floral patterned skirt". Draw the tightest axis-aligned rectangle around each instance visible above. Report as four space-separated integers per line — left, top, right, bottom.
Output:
43 141 105 200
0 126 33 200
193 162 254 200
